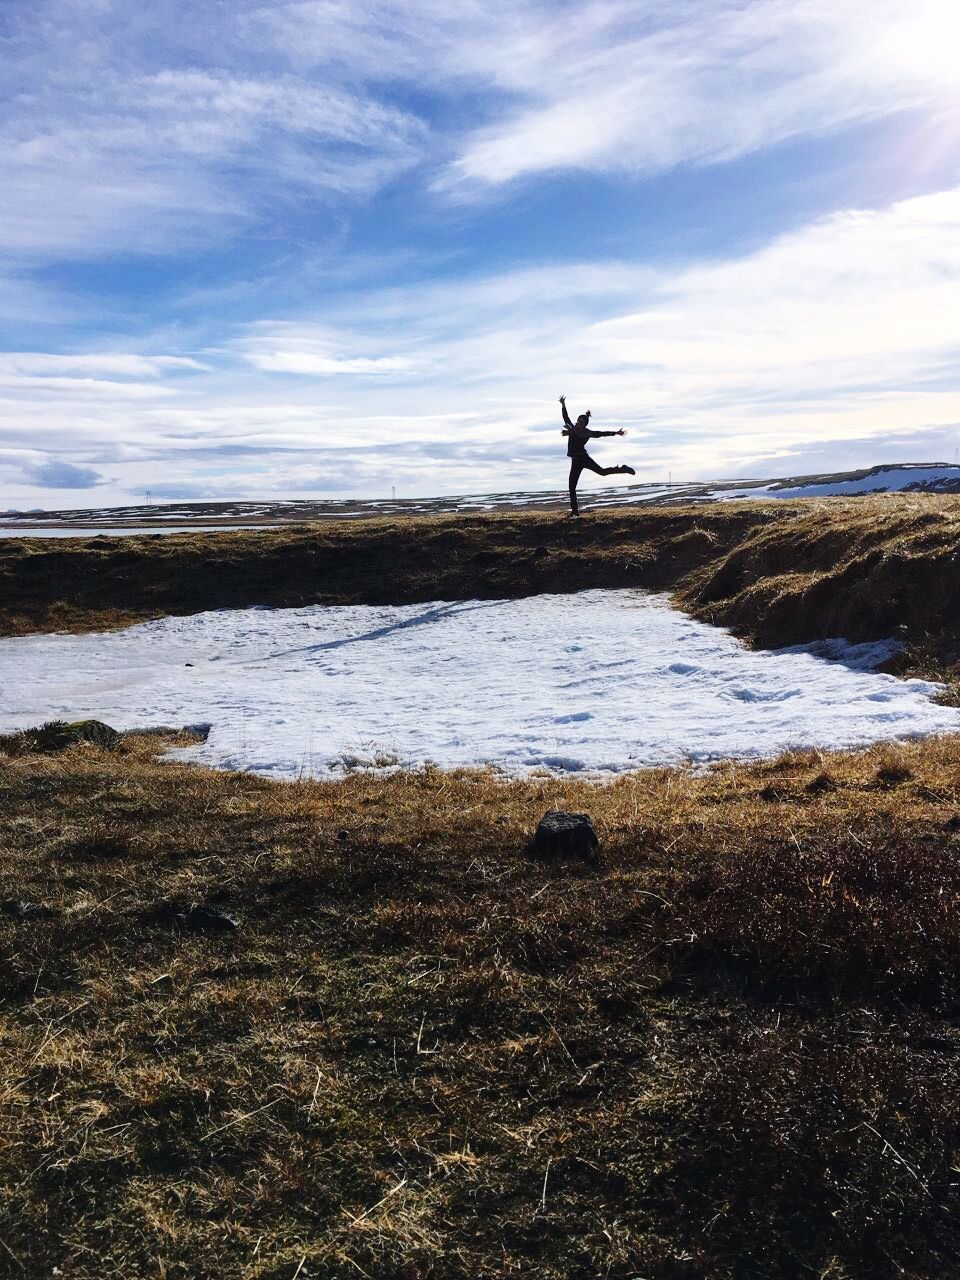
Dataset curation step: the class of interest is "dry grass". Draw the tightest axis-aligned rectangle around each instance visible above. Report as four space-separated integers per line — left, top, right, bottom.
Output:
4 733 960 1277
677 494 960 661
0 503 783 637
5 494 960 1275
5 494 960 685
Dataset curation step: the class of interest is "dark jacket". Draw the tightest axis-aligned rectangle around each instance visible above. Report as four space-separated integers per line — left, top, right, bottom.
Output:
562 404 620 456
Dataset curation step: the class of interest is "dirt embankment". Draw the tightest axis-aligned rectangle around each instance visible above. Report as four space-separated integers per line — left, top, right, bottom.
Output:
4 495 960 667
0 505 775 636
675 497 960 681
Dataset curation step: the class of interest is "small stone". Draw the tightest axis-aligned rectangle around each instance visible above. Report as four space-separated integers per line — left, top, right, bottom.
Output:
527 811 600 867
337 829 351 842
152 902 238 933
1 898 56 920
945 815 960 832
182 905 238 933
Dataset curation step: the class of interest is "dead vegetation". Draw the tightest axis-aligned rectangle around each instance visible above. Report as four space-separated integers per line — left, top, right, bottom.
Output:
0 505 770 638
675 495 960 658
5 495 960 1275
3 733 960 1277
5 494 960 683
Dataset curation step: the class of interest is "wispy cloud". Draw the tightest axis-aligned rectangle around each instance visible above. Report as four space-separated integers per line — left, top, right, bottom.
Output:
5 0 960 262
258 0 960 193
3 0 960 506
2 4 426 257
237 329 417 376
0 353 208 377
439 0 960 191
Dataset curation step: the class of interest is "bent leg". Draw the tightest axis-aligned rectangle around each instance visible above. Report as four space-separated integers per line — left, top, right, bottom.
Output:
579 454 619 477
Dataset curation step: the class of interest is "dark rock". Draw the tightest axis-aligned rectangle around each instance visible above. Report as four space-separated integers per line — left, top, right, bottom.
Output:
61 719 121 750
2 898 56 920
337 829 351 843
527 811 600 867
181 906 238 933
945 815 960 832
150 902 238 933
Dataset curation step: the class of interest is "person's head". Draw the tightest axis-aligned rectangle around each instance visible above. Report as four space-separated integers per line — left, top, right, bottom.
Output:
576 411 591 429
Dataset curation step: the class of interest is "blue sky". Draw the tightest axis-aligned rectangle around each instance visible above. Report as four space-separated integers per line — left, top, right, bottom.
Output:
2 0 960 508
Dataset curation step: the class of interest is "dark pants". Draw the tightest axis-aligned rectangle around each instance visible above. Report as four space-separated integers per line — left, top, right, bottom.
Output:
569 453 620 514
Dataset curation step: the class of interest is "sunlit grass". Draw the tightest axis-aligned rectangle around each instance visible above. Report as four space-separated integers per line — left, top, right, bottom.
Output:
3 732 960 1276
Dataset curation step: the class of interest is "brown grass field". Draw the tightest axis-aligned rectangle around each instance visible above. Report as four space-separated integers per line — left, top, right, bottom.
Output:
4 497 960 1277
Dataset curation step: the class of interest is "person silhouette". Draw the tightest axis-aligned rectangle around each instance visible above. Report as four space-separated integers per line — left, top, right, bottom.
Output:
560 395 635 516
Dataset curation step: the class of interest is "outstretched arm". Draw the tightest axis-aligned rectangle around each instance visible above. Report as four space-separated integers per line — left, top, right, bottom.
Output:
588 428 626 438
559 395 574 429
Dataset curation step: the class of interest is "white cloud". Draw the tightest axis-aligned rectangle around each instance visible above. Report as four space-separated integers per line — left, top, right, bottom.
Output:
0 377 180 400
4 0 960 264
257 0 960 192
1 5 427 257
3 174 960 504
234 322 421 375
0 353 208 378
438 0 960 189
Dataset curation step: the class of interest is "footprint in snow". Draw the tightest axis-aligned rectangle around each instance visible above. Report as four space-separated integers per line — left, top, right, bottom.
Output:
730 688 801 702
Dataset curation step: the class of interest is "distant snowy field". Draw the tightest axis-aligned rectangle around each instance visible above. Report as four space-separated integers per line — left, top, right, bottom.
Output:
2 591 958 779
2 463 959 536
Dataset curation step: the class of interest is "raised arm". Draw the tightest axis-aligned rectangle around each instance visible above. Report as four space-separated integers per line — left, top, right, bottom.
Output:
559 395 574 429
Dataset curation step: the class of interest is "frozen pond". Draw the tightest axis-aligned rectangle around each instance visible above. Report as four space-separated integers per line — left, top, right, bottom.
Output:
1 590 958 778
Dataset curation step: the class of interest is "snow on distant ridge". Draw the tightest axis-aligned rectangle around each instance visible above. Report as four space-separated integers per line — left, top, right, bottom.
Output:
1 590 957 779
765 464 960 498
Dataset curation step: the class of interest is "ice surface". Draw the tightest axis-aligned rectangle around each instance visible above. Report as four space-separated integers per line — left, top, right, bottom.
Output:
2 591 958 779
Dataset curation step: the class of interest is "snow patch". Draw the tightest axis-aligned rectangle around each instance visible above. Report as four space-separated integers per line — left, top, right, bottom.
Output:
0 590 957 779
